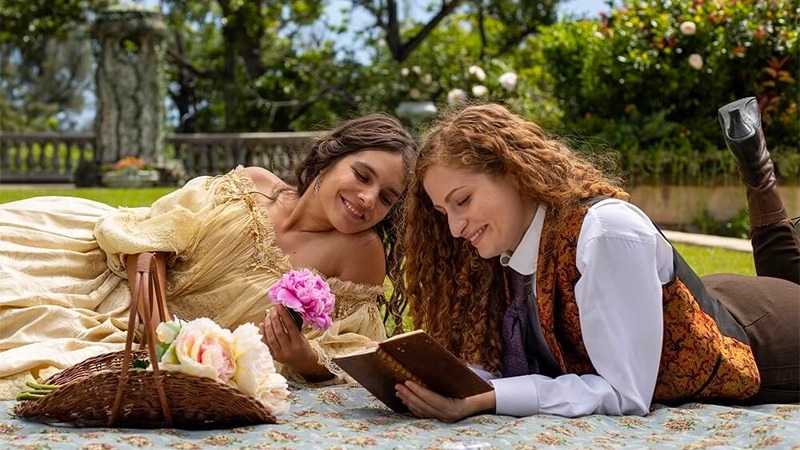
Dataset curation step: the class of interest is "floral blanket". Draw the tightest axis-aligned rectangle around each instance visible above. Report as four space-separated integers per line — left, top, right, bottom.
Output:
2 383 799 449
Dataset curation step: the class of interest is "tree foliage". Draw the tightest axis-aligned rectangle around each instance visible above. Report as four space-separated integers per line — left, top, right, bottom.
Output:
1 0 564 132
0 0 108 131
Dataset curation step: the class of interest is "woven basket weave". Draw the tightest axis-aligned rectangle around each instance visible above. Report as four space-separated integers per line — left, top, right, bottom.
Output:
14 253 277 429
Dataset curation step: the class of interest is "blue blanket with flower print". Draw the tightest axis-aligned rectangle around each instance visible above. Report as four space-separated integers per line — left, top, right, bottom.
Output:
2 383 799 449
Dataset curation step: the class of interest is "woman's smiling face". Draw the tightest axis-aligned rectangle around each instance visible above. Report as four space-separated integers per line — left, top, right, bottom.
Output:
320 149 405 234
422 163 536 259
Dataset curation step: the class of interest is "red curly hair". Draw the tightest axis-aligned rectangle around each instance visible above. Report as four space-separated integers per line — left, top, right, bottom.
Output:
404 103 629 374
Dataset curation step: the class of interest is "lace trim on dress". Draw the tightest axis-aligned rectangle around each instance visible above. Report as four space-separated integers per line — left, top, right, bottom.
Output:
325 279 383 321
309 340 347 379
208 167 289 278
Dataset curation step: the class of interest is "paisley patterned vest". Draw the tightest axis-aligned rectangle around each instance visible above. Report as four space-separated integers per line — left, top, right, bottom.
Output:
527 201 760 403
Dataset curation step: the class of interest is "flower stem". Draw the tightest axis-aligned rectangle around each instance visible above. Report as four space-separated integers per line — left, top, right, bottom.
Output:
287 308 303 330
16 392 46 401
25 381 60 391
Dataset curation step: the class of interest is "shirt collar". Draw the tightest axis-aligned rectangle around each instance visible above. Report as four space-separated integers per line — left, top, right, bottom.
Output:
499 205 547 275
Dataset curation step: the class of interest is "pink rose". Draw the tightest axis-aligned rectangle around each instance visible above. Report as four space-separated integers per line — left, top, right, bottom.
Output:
267 268 335 330
158 318 236 384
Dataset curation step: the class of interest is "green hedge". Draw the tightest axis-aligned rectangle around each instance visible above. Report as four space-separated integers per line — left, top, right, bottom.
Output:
521 0 799 184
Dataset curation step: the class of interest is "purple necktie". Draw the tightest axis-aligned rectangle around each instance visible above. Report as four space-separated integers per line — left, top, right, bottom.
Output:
502 270 530 377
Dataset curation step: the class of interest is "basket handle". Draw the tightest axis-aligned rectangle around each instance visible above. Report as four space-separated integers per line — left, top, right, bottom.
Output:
110 252 173 427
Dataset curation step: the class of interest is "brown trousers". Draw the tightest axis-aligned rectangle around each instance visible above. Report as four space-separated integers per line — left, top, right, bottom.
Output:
702 219 800 404
751 218 800 284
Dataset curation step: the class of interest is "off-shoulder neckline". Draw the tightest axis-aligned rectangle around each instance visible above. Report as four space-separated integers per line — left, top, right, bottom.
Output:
227 166 384 297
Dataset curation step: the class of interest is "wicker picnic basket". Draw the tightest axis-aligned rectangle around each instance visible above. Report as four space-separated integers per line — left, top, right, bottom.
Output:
14 252 277 429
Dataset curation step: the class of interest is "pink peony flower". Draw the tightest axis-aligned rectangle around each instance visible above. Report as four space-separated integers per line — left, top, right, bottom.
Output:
267 268 335 330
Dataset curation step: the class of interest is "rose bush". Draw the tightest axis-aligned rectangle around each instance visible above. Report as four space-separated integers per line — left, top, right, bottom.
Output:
526 0 798 182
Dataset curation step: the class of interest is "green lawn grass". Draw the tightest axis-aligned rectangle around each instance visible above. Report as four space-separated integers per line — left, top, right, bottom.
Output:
673 243 754 277
0 187 756 277
0 187 176 207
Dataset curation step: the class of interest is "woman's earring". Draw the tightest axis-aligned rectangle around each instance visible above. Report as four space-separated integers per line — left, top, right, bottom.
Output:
314 178 321 193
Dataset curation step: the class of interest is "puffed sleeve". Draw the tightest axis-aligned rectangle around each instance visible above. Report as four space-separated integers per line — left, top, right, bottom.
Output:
93 176 215 277
277 284 388 385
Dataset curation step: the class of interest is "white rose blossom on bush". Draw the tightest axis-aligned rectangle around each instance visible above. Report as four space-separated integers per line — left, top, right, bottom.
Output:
447 88 468 105
399 65 436 100
688 53 704 70
498 72 518 91
153 317 290 416
447 67 519 103
468 65 487 81
679 21 697 36
472 85 489 97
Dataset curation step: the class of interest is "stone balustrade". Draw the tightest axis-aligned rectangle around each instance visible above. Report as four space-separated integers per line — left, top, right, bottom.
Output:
1 131 797 228
0 131 324 183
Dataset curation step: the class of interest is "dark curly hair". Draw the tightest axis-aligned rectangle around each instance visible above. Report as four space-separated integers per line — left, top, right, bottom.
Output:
293 114 416 333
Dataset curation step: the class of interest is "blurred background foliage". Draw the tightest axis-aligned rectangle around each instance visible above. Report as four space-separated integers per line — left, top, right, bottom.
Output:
1 0 797 183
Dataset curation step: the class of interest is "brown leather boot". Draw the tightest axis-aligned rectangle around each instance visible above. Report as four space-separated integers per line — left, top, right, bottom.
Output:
718 97 787 228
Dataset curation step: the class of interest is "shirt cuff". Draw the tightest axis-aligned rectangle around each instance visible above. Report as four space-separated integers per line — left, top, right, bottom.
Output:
467 365 498 382
489 375 540 417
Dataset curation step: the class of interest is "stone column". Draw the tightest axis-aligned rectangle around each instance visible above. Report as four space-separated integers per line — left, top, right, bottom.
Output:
93 5 166 165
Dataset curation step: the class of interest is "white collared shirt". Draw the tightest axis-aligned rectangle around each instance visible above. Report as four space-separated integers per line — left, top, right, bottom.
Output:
481 198 674 418
499 205 547 276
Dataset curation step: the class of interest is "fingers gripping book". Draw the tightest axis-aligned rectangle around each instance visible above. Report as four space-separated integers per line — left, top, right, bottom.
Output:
332 329 494 412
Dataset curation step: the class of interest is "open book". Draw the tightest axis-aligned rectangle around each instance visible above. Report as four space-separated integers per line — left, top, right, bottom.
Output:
332 329 494 412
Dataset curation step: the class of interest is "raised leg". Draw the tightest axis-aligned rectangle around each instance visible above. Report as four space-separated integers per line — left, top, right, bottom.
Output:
718 97 800 284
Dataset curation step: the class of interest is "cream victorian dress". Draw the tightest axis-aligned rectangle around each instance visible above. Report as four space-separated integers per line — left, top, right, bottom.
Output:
0 167 386 399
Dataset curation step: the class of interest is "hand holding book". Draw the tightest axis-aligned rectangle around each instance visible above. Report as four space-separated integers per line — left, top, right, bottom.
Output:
395 379 497 422
332 330 494 413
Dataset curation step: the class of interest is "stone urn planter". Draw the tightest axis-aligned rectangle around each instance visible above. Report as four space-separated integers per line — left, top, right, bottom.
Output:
101 168 160 188
395 101 438 124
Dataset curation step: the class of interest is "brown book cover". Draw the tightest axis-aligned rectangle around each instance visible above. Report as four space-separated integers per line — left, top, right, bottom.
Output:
332 329 494 413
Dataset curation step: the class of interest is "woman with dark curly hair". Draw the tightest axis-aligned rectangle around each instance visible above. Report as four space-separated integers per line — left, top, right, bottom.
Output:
0 113 415 398
398 102 798 422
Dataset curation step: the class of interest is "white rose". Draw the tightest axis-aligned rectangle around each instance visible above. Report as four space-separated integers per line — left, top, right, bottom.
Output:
688 53 704 70
472 85 489 97
468 65 487 81
158 318 236 383
231 324 289 415
447 88 468 105
400 67 410 77
498 72 518 91
231 323 277 391
253 373 290 416
679 21 696 36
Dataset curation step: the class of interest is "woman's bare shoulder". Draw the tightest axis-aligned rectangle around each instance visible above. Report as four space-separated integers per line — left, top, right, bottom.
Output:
244 166 290 193
335 231 387 286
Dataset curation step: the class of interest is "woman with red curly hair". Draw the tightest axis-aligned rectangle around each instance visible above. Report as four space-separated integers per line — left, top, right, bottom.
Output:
399 102 798 422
